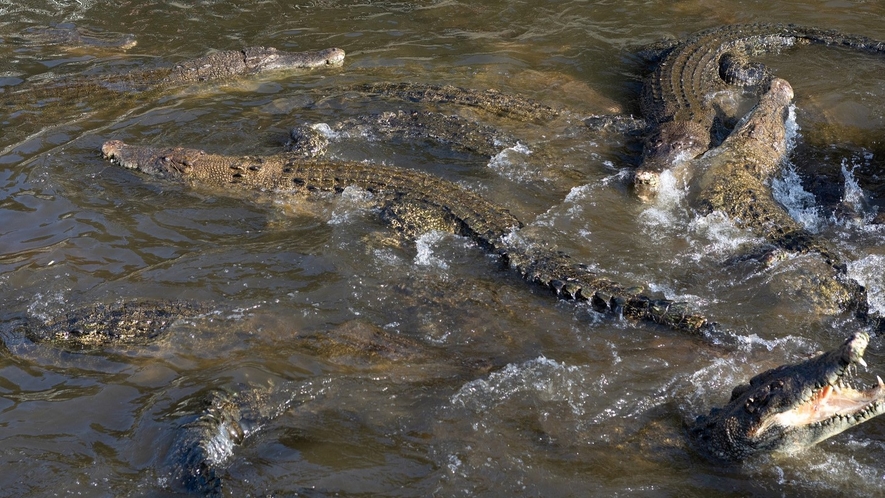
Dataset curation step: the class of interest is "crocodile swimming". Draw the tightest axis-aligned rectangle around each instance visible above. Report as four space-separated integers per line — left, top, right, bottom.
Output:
636 23 885 198
3 45 343 101
101 139 713 334
1 45 345 144
12 23 137 50
353 82 562 124
287 109 519 159
3 299 209 350
692 331 885 461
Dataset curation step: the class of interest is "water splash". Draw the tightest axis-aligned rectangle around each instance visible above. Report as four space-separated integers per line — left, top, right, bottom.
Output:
487 142 534 182
770 164 822 233
414 230 450 270
848 254 885 315
638 169 688 229
328 185 374 225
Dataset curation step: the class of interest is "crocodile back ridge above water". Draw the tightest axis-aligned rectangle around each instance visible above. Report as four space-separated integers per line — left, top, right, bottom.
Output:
637 23 885 194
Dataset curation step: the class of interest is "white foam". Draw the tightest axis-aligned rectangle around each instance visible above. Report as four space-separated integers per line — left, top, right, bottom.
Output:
848 254 885 315
770 164 822 233
414 230 450 270
487 142 533 181
685 211 760 261
309 122 337 138
638 169 688 229
450 356 586 415
328 185 374 225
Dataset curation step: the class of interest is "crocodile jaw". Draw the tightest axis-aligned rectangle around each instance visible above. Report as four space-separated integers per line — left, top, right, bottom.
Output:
694 332 885 460
757 341 885 452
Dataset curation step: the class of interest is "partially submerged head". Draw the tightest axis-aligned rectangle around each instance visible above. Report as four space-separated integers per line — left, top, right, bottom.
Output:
102 140 197 180
243 46 345 72
692 332 885 461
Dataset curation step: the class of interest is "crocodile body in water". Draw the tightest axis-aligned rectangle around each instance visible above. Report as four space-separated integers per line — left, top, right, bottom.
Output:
636 23 885 198
3 299 209 350
287 109 519 159
101 139 713 334
12 23 137 50
688 78 870 321
1 45 344 142
3 46 343 100
693 331 885 461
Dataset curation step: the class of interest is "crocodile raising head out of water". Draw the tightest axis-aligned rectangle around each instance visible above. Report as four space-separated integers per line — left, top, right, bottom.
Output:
692 332 885 461
636 23 885 199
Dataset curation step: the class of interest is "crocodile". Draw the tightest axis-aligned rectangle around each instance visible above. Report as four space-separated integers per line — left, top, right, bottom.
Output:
101 139 713 334
287 109 519 159
352 82 561 124
688 78 871 320
6 45 344 97
692 331 885 461
636 23 885 198
4 299 209 350
13 23 137 50
1 46 345 132
167 385 296 497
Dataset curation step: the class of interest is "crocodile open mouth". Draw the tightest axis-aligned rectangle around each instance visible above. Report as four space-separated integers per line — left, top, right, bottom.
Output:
757 344 885 436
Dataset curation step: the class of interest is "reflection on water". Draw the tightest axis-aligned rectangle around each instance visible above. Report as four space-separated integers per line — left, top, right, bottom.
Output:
1 0 885 496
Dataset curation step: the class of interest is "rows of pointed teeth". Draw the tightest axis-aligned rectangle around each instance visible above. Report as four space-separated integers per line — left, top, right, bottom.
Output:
812 401 885 427
825 356 884 397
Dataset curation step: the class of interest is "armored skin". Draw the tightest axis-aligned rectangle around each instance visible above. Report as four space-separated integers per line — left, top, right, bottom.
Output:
636 23 885 198
102 139 714 334
692 332 885 461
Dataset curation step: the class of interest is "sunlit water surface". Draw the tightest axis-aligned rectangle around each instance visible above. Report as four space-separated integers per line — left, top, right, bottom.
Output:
1 1 885 496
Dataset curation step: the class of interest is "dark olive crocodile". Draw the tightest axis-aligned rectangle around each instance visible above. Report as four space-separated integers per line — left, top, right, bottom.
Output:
636 23 885 197
6 299 209 350
352 82 561 124
692 331 885 461
1 46 345 127
167 386 296 497
13 45 343 95
101 139 713 334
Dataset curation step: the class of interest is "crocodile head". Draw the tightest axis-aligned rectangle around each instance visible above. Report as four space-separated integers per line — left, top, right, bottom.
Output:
243 46 345 72
102 140 201 180
633 119 712 200
692 332 885 461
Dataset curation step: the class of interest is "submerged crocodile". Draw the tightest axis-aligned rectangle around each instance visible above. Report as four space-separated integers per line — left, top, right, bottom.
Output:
693 331 885 461
11 46 343 92
101 139 712 334
1 45 345 129
4 299 209 350
12 23 137 50
353 82 561 124
636 23 885 198
287 109 519 159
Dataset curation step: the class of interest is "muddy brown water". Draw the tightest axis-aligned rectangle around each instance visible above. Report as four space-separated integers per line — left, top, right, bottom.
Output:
1 1 885 496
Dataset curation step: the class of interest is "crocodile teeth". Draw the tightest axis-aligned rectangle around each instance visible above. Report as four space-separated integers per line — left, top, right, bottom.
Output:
878 375 884 389
858 357 868 369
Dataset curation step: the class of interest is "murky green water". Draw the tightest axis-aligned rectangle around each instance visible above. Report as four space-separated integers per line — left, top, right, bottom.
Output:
1 1 885 496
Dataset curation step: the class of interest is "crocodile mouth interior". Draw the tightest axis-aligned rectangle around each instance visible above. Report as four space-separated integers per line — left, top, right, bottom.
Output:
763 366 885 432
